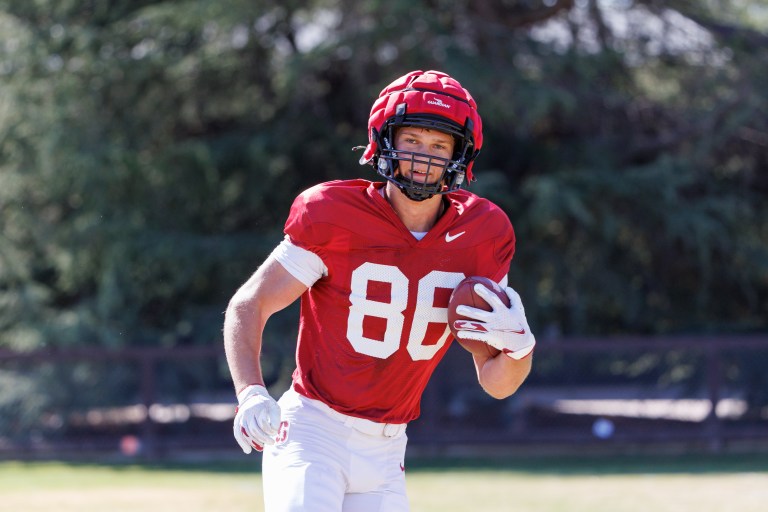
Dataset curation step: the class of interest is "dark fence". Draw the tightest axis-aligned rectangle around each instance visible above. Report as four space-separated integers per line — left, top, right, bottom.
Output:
1 335 767 459
415 335 768 454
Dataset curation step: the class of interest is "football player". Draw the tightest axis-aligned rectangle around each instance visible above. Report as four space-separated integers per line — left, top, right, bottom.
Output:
224 70 536 511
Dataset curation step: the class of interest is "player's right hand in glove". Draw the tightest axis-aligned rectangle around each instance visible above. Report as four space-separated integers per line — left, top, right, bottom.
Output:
233 384 281 454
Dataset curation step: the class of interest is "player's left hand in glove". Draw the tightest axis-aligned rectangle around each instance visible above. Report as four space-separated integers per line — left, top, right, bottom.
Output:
455 285 536 360
233 384 281 454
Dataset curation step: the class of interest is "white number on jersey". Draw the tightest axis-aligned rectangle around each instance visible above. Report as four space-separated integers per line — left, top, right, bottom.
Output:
346 262 464 360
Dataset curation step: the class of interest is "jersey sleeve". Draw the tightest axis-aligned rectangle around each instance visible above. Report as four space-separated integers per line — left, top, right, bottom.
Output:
487 205 516 283
283 185 333 260
447 190 516 284
270 236 327 288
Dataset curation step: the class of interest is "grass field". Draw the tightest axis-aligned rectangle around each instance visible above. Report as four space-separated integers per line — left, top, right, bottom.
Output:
3 452 768 511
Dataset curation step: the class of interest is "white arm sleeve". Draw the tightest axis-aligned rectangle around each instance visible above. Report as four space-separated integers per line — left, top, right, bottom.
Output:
270 236 328 288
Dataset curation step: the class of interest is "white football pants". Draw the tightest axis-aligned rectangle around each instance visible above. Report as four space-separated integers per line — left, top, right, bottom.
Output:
261 387 409 512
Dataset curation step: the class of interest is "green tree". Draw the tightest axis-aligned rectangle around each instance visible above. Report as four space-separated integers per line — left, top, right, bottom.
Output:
1 0 768 439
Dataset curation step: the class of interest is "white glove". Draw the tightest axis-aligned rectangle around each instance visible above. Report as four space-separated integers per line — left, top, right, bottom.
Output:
454 285 536 360
233 384 281 454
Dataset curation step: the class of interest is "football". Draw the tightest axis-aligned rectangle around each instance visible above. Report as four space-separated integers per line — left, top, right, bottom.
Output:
447 276 510 357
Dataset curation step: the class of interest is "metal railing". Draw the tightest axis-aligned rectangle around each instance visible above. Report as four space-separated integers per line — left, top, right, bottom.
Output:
1 335 767 458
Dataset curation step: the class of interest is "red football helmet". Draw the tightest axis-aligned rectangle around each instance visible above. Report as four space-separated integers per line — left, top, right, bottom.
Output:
358 70 483 201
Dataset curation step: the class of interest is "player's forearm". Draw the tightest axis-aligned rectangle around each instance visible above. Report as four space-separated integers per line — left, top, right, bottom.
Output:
223 298 268 393
223 257 307 393
475 352 532 399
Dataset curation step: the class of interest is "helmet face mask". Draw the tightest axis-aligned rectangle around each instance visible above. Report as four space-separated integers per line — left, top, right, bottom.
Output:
375 123 467 202
359 71 483 202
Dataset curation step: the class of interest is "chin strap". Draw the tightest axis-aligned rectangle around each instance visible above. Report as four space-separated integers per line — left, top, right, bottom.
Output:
393 176 435 201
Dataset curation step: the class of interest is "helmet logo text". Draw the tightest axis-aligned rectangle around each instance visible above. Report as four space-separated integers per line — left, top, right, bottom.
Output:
427 98 451 108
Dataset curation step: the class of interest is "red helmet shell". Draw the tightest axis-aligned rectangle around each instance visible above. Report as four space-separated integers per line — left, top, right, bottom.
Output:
360 70 483 182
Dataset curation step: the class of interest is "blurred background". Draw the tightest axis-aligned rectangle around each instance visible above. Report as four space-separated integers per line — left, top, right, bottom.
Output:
1 0 767 461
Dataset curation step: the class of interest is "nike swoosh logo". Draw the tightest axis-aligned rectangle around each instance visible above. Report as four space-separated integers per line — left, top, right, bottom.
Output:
445 231 465 242
501 328 527 335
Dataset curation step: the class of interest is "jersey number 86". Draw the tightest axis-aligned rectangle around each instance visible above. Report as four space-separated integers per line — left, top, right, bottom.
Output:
346 262 465 361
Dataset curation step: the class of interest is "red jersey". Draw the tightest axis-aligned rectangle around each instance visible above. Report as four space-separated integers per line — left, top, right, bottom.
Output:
284 180 515 423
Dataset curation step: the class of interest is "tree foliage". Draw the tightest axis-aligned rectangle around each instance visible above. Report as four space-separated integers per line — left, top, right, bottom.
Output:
1 0 768 432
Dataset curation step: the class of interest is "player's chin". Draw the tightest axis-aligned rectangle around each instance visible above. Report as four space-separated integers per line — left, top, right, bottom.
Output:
402 170 440 185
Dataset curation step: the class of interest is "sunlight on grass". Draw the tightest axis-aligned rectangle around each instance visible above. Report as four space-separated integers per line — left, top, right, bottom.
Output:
406 470 768 512
2 455 767 512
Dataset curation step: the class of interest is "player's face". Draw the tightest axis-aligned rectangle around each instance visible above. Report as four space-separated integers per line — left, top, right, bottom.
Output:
393 127 455 185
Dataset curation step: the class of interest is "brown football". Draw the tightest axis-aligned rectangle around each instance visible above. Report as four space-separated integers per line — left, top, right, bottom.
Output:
447 276 510 357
